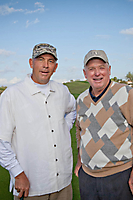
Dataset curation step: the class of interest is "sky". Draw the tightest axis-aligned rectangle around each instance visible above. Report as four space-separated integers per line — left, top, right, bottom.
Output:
0 0 133 86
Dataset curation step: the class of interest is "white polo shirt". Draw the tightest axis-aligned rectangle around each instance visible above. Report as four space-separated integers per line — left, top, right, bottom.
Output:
0 74 76 196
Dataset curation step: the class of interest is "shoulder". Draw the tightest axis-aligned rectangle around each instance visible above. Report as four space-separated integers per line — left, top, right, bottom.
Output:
0 79 25 100
111 81 133 94
77 88 89 103
50 80 70 92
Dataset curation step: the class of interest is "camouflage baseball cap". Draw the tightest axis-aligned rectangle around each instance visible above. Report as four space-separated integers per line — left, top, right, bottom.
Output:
32 43 58 60
84 50 109 66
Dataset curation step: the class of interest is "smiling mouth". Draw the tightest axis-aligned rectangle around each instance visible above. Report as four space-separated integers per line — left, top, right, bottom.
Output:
93 78 103 81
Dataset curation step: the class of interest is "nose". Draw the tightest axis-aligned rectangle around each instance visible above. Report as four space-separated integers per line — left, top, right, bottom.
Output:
95 67 100 76
43 60 49 68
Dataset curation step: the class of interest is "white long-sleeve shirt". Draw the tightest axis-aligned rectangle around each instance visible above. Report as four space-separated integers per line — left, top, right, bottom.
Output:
0 139 23 177
0 74 76 196
0 106 76 177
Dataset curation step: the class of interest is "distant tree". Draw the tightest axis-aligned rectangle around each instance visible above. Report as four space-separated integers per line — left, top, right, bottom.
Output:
120 80 127 84
112 77 118 82
117 79 122 83
0 86 7 95
125 72 133 82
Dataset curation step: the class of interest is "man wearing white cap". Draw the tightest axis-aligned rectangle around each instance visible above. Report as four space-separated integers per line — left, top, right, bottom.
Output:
0 43 76 200
74 50 133 199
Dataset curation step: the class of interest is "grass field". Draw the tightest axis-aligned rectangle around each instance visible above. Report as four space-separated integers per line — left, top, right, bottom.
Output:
0 81 90 200
64 80 89 99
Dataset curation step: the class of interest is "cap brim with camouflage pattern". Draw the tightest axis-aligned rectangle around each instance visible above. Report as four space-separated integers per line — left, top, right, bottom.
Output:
32 43 58 60
84 50 109 66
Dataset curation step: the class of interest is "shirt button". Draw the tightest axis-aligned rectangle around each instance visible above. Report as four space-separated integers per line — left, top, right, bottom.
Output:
55 158 58 161
57 173 59 176
45 101 47 104
51 130 54 132
49 115 51 118
54 144 56 147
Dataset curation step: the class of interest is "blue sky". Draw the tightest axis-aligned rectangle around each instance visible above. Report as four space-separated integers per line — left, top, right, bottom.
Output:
0 0 133 86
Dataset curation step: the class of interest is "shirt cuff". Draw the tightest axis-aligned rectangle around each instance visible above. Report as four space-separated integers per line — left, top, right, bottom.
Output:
10 163 24 178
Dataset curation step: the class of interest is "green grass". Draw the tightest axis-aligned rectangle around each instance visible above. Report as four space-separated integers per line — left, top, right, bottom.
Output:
0 166 13 199
0 81 89 199
64 80 90 99
71 125 80 200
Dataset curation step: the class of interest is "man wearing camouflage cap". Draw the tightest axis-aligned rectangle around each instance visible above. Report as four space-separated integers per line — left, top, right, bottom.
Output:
74 50 133 199
0 43 76 199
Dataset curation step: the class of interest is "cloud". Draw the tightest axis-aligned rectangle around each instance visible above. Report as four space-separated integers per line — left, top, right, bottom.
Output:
0 78 8 86
0 2 45 15
26 2 45 14
120 28 133 35
26 18 40 28
9 77 21 84
13 20 18 24
53 78 67 83
0 77 21 86
0 49 15 57
0 4 24 15
0 67 14 74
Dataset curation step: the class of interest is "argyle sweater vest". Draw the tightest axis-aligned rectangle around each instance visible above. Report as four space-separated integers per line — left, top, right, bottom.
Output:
76 81 133 177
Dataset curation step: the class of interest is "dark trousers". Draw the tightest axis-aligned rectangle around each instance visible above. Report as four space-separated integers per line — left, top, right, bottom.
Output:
78 166 133 200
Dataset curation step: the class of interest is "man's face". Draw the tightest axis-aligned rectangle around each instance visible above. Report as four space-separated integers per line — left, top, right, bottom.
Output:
29 54 58 84
83 58 111 96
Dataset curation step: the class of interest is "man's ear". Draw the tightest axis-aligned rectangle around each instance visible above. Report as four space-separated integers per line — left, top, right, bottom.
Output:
109 65 111 76
83 68 87 79
29 58 33 69
53 63 58 72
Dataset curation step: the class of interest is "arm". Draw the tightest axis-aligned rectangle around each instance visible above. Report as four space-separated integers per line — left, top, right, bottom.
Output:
129 168 133 194
74 119 82 177
123 88 133 194
74 148 82 177
65 93 76 130
0 139 23 176
0 140 30 198
0 90 30 198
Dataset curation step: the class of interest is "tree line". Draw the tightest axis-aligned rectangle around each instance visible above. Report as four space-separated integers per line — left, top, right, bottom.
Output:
112 71 133 86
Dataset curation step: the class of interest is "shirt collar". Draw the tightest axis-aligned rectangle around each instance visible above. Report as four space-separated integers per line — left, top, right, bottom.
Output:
89 79 111 102
25 74 55 95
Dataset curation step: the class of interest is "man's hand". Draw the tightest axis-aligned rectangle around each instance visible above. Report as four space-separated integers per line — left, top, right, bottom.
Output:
15 171 30 198
129 168 133 194
74 151 82 177
74 161 81 177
